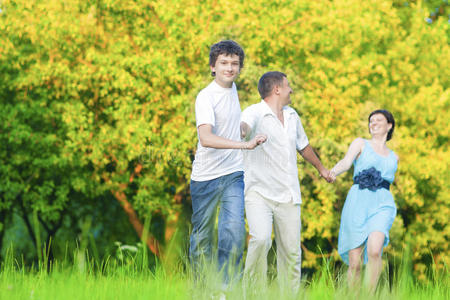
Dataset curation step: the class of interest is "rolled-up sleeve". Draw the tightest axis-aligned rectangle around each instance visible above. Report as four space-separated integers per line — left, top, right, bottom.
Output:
296 115 309 151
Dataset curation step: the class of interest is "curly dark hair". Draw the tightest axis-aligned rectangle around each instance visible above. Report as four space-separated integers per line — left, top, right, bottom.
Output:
368 109 395 141
209 40 245 76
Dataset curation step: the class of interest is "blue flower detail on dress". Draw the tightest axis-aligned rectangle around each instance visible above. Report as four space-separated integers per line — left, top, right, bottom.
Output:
354 167 385 192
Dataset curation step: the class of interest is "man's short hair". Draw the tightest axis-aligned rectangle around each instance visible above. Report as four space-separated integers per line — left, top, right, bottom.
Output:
209 40 245 76
258 71 287 99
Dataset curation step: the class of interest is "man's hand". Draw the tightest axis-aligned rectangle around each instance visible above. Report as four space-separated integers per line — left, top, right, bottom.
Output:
243 134 267 149
241 122 251 139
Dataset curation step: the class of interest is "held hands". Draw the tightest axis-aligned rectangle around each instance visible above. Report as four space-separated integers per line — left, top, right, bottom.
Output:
243 134 267 150
329 170 337 182
320 169 336 183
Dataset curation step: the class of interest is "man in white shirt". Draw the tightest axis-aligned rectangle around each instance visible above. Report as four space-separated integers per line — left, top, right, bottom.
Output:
189 40 266 283
241 71 331 291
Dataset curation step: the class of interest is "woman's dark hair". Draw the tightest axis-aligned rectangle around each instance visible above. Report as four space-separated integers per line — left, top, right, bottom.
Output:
209 40 245 76
368 109 395 141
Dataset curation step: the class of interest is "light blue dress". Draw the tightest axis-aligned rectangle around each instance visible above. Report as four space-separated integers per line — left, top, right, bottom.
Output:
338 139 398 265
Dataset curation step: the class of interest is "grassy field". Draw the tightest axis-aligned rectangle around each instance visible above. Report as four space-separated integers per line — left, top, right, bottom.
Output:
0 247 447 300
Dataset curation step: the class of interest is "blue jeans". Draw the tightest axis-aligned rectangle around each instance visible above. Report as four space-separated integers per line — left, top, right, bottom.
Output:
189 171 245 282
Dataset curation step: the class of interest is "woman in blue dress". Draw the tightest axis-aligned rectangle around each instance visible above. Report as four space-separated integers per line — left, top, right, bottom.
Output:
330 109 398 292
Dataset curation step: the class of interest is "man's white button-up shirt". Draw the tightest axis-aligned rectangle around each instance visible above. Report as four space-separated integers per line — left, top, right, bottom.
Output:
241 100 309 204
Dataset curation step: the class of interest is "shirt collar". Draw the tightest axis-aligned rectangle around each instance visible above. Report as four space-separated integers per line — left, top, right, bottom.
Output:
260 100 296 117
210 80 235 91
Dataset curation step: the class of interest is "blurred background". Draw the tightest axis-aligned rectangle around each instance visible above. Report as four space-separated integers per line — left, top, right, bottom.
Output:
0 0 448 282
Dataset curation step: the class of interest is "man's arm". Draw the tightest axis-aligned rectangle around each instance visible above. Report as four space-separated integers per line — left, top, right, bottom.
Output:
198 124 266 150
240 121 252 140
298 145 332 182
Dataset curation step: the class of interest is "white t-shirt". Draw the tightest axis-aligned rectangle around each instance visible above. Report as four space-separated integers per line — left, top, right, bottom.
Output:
191 80 244 181
241 100 309 204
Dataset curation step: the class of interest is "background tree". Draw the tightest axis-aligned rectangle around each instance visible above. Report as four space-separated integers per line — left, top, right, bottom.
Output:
0 0 447 280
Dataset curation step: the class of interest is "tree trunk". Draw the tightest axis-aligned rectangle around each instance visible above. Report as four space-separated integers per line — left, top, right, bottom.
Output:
17 195 37 248
0 210 6 259
105 163 161 257
112 189 161 257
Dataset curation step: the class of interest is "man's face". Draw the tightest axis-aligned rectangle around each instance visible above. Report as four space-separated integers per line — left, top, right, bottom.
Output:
279 77 293 105
211 54 240 88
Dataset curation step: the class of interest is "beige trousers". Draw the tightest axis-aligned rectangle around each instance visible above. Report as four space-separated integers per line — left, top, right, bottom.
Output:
244 190 301 291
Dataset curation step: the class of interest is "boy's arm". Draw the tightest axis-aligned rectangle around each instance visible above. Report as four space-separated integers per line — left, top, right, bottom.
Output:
198 124 266 150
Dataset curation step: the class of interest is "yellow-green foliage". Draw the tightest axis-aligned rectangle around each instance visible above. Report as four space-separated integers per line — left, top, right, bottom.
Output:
0 0 448 280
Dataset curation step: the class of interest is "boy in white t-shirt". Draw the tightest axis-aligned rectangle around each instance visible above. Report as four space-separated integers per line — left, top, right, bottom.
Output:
189 40 266 283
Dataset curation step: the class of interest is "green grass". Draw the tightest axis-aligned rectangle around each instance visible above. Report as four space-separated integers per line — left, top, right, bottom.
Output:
0 247 447 300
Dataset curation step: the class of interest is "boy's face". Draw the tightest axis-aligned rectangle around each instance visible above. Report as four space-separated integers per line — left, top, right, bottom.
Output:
211 54 240 88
